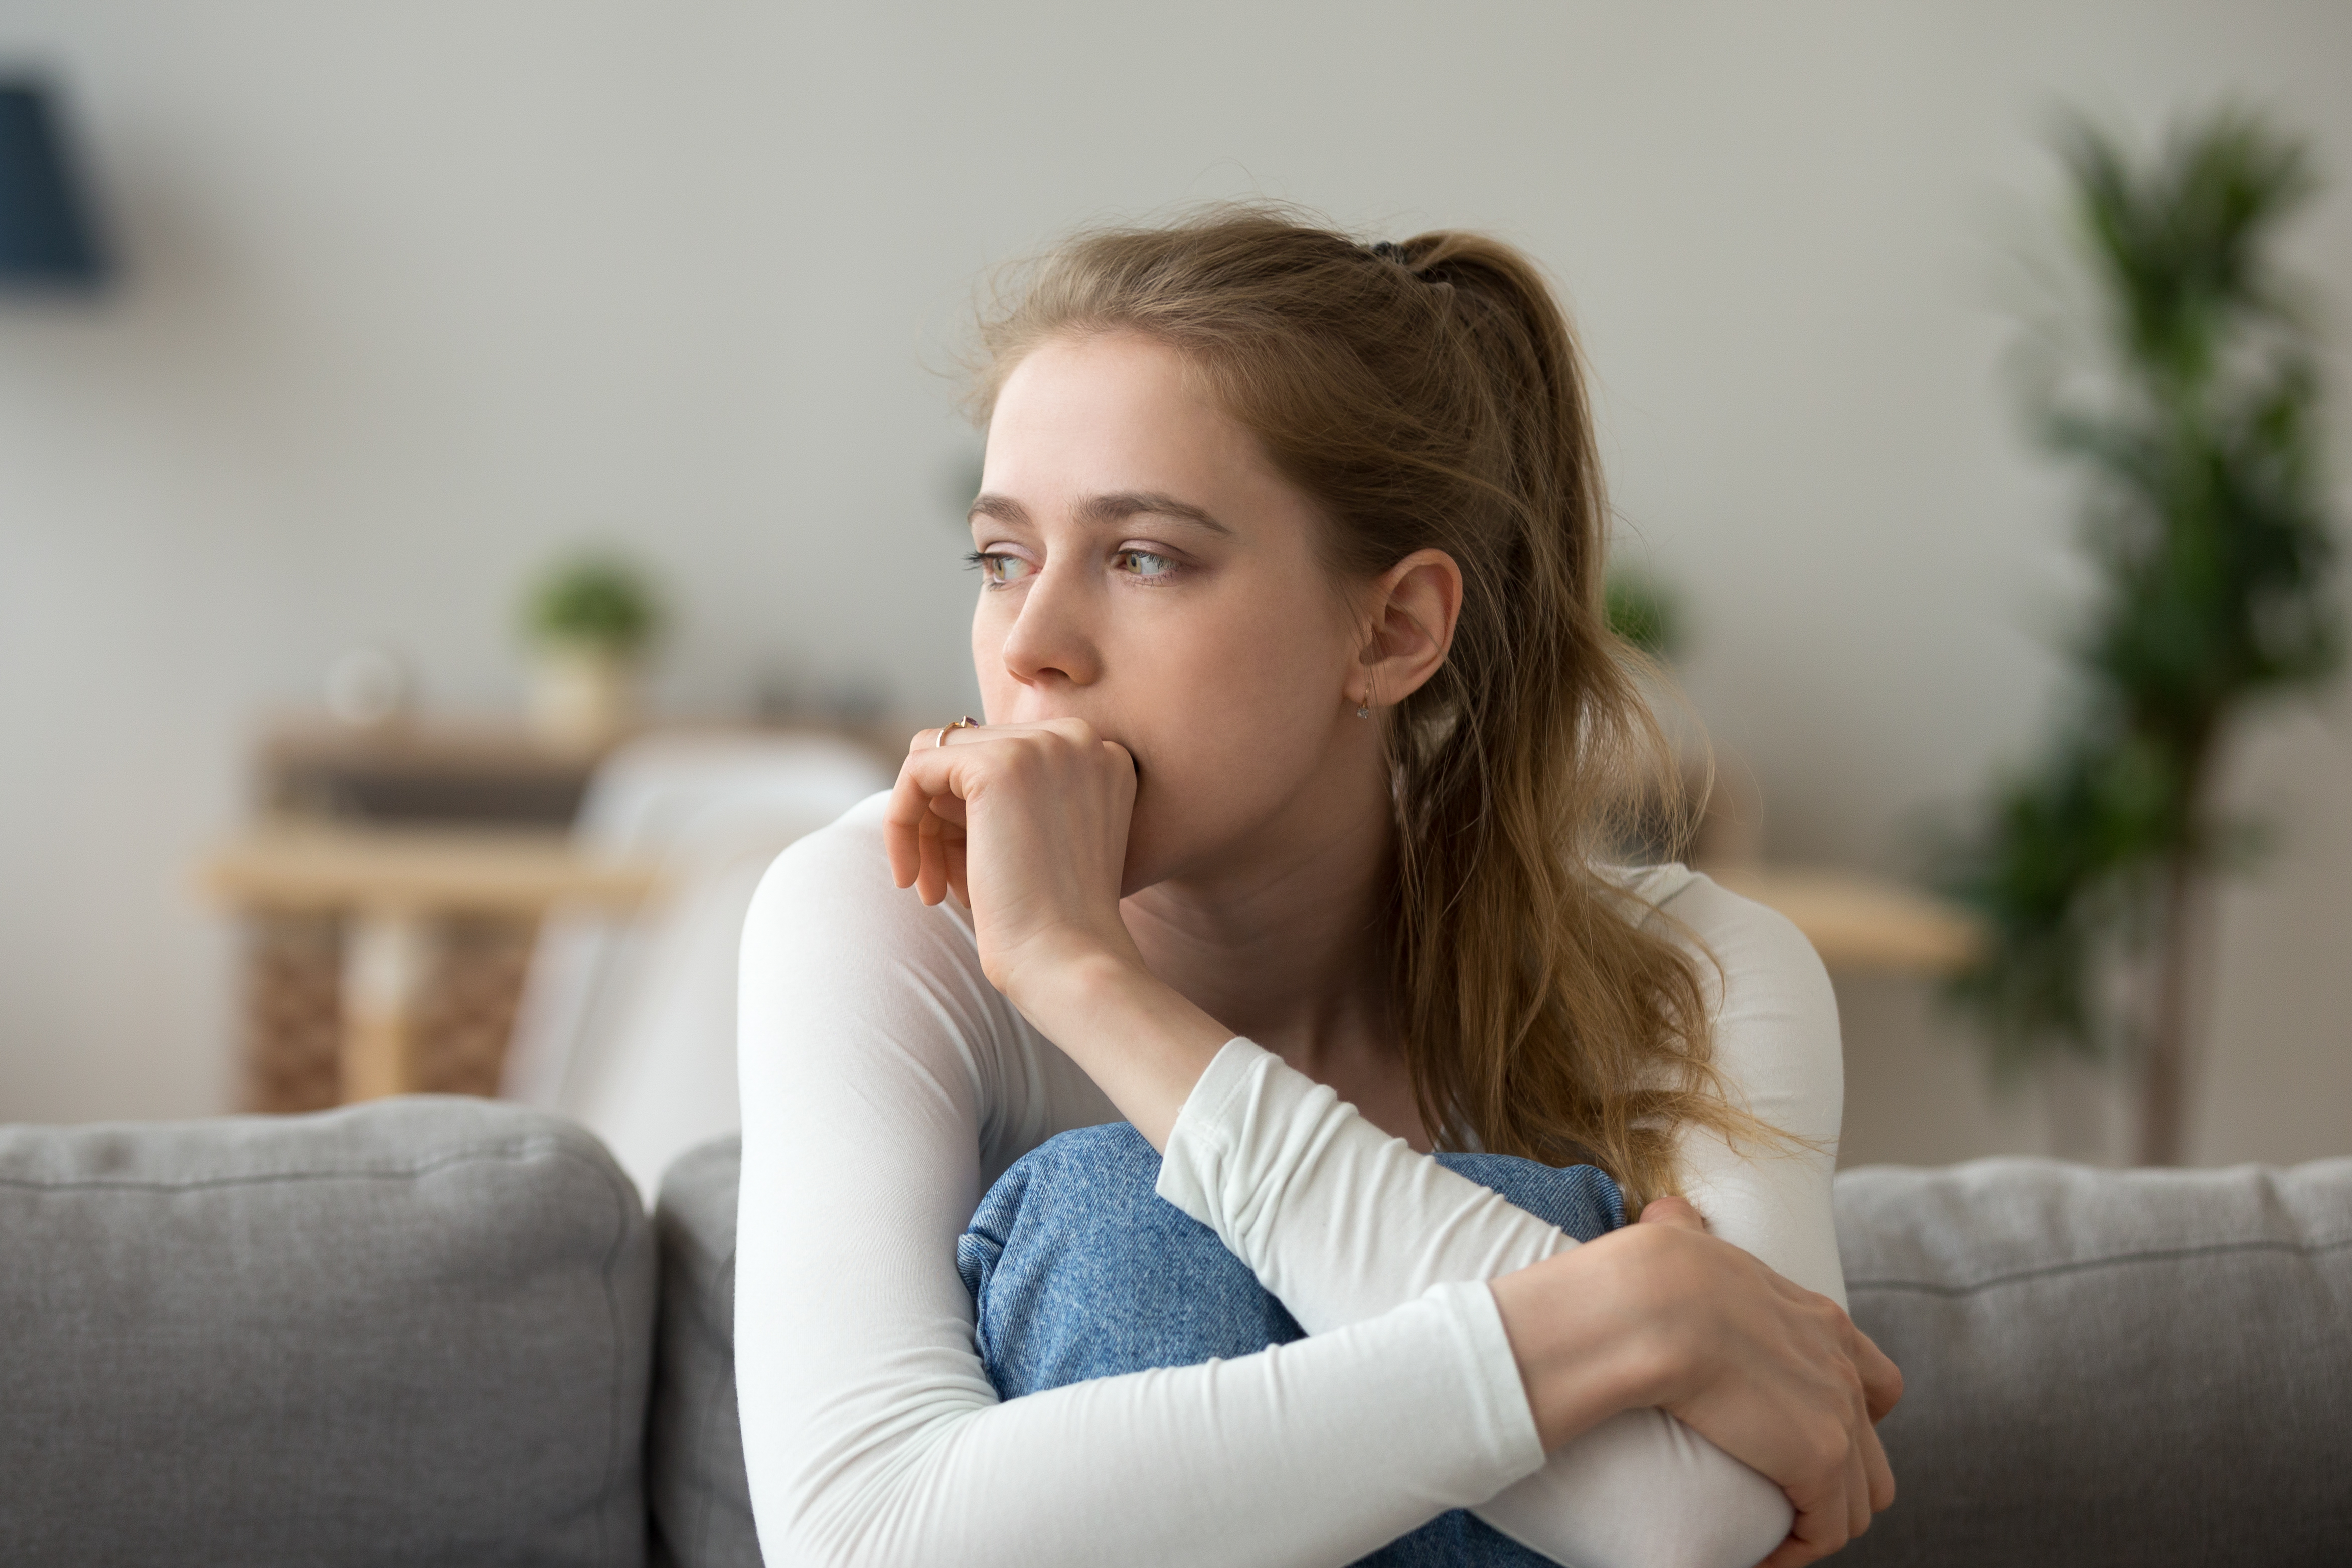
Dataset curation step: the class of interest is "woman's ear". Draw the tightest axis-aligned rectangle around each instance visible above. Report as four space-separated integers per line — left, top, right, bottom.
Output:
1354 549 1463 709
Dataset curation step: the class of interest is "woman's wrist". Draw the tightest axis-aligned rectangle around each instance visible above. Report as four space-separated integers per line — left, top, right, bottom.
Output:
1003 941 1232 1148
1487 1232 1688 1451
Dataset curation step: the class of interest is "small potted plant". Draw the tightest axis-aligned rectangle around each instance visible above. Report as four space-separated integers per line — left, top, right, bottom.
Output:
524 553 662 749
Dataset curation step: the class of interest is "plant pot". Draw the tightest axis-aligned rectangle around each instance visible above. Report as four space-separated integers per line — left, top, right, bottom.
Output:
529 644 637 750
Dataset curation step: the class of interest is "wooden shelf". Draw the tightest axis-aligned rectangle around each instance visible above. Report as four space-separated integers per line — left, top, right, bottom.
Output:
256 717 618 826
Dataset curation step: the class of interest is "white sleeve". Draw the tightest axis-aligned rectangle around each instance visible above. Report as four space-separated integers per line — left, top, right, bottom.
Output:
734 801 1554 1568
1154 872 1845 1568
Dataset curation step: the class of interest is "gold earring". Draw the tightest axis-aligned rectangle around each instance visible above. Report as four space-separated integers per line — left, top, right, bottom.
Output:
1355 700 1372 719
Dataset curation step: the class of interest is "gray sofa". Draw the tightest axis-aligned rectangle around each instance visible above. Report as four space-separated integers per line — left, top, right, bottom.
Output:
2 1098 2344 1566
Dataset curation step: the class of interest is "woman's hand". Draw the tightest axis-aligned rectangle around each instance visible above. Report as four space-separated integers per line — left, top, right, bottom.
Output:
1489 1200 1901 1568
1634 1197 1900 1566
886 718 1145 1003
884 718 1230 1144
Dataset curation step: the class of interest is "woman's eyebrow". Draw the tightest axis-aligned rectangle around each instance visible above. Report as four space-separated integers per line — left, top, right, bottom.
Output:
1074 491 1233 536
968 493 1029 528
966 490 1234 537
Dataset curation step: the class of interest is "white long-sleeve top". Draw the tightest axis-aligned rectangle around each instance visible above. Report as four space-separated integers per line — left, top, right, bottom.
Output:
736 794 1846 1568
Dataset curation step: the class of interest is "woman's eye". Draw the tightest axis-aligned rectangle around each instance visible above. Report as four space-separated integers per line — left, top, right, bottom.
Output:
965 551 1034 586
1116 549 1177 580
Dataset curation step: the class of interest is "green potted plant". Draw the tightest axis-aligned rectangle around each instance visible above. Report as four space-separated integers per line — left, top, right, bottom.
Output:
1940 108 2340 1164
523 553 663 748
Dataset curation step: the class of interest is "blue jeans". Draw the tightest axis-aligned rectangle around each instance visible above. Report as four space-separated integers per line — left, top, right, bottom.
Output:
957 1122 1625 1567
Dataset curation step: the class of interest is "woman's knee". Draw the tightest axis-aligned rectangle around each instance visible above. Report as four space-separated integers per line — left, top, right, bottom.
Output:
958 1128 1623 1401
1431 1152 1626 1241
960 1122 1301 1398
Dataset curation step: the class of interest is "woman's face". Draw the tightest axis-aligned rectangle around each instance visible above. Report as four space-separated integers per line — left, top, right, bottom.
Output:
969 330 1375 892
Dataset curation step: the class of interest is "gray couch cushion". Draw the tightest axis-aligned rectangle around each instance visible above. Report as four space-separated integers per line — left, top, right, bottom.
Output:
650 1135 761 1568
0 1095 654 1568
1835 1157 2352 1568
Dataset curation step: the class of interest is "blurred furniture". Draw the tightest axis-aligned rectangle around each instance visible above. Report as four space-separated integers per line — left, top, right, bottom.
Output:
260 715 613 825
213 714 1966 1117
500 729 892 1196
1712 866 1982 975
211 718 899 1118
1682 752 1983 976
207 718 638 1111
12 1100 2341 1566
203 825 660 1103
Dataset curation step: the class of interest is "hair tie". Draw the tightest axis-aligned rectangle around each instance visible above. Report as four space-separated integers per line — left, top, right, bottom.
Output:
1368 240 1447 290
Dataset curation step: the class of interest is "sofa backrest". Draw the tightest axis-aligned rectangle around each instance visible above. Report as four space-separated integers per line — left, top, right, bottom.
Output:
0 1097 656 1568
1835 1156 2352 1567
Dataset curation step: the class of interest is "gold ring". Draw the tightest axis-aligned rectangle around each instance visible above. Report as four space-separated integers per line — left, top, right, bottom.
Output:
936 716 978 747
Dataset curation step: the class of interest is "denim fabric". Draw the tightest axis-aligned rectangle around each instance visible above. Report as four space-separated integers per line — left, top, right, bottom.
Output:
958 1122 1624 1567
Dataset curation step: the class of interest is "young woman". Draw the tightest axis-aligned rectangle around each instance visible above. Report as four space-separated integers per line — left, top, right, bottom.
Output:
736 210 1900 1568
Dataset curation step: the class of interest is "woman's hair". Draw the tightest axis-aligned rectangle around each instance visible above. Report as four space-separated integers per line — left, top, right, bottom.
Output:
969 205 1762 1206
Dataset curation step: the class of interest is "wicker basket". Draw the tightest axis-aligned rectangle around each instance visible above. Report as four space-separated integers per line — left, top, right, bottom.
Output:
240 913 538 1112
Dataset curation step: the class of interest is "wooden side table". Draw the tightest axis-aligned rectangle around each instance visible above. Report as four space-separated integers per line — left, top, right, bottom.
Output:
1709 865 1983 974
202 826 660 1104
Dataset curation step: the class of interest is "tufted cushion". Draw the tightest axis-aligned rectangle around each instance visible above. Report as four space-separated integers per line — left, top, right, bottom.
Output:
0 1096 655 1568
1834 1157 2352 1568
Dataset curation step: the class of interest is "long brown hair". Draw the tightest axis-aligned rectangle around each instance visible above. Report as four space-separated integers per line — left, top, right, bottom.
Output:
971 206 1761 1206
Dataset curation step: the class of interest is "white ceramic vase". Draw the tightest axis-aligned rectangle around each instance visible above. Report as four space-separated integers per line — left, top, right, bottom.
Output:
529 644 636 750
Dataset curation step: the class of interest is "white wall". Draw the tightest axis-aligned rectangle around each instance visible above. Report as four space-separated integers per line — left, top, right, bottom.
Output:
2 1 2346 1161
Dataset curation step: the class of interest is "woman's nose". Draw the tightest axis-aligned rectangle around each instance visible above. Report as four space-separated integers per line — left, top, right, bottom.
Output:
998 561 1102 689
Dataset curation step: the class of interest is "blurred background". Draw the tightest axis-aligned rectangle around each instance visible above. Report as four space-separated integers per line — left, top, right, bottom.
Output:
2 1 2345 1181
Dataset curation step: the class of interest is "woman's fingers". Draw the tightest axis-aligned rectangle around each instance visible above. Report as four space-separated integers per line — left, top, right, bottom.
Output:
944 830 970 908
917 808 949 906
1761 1466 1849 1568
1646 1175 1881 1542
1845 1436 1872 1542
881 717 1144 997
1774 1430 1877 1568
1853 1325 1905 1425
1845 1319 1903 1512
1605 1231 1898 1566
885 757 937 891
887 723 995 900
1637 1195 1705 1231
1859 1401 1896 1510
1753 1355 1888 1567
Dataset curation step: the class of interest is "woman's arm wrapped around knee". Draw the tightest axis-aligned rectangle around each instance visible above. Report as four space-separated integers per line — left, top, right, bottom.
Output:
1150 883 1894 1567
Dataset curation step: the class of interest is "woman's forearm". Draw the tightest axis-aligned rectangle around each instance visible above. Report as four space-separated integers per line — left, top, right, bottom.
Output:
1003 945 1232 1148
1155 1037 1793 1566
740 1173 1553 1567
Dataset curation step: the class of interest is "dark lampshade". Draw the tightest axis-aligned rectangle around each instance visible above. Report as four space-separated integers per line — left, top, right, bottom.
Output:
0 76 106 285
